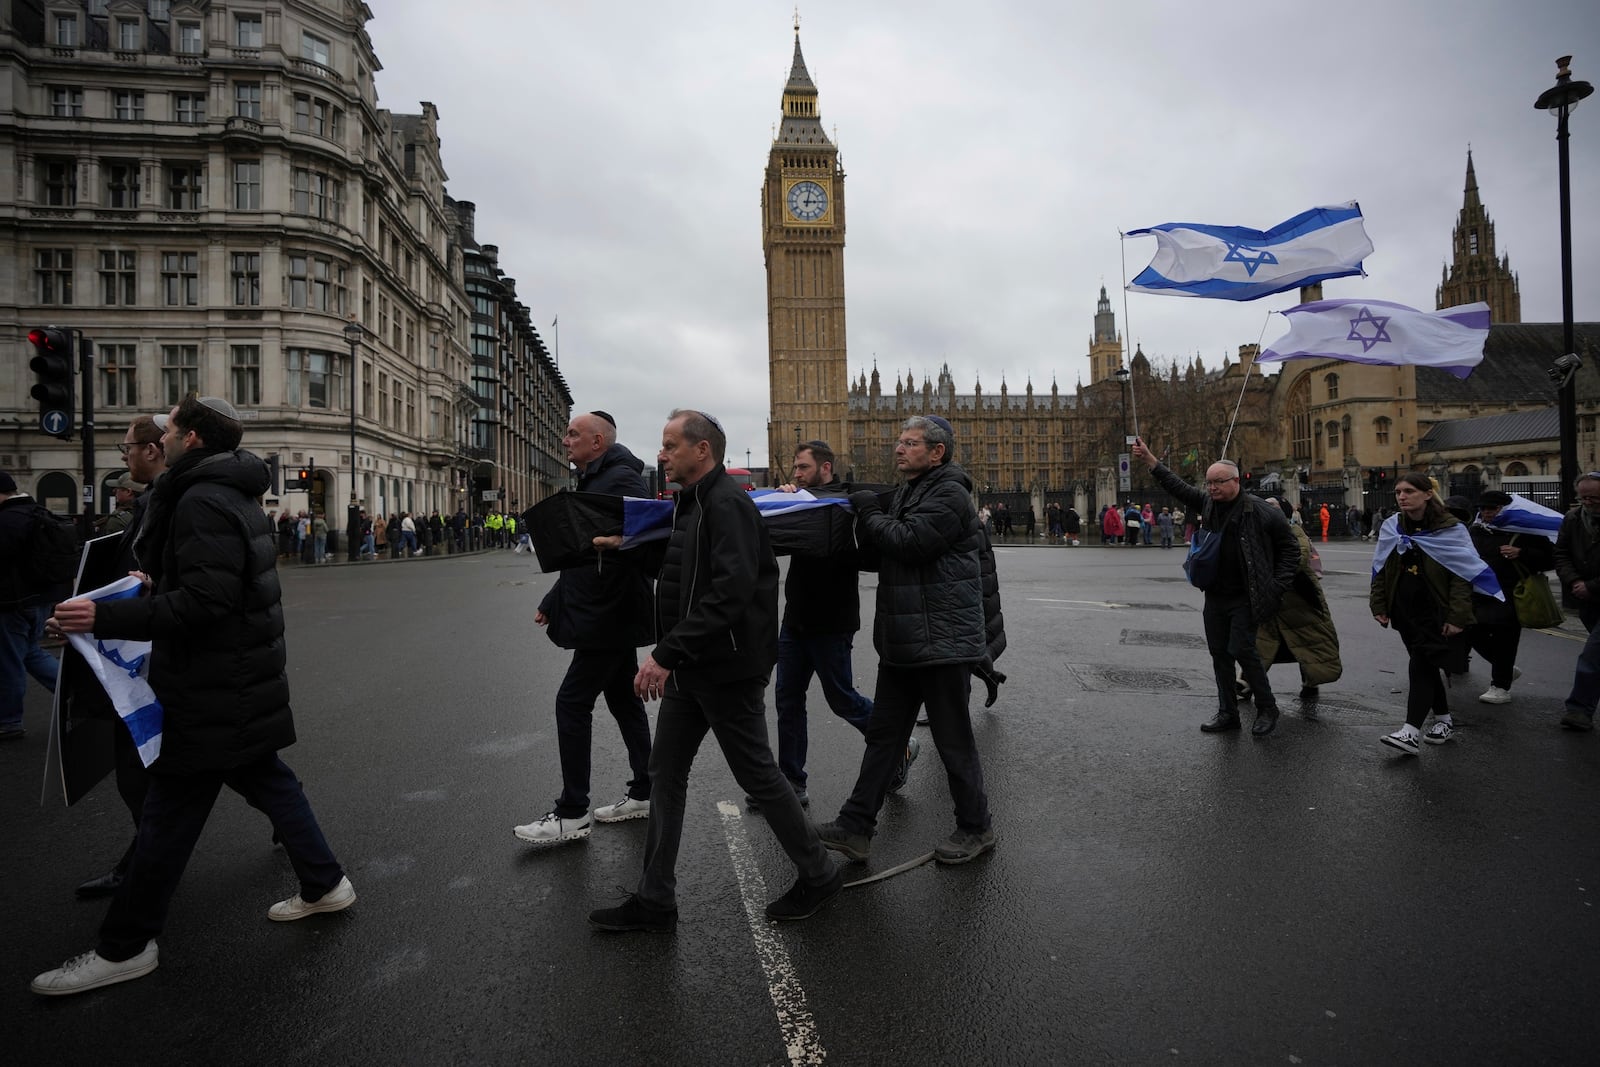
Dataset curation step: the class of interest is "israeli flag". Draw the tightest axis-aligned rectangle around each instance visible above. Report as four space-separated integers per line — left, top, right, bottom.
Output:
1371 515 1504 600
1483 493 1563 542
65 576 163 767
1259 299 1490 379
619 489 852 549
1126 203 1373 301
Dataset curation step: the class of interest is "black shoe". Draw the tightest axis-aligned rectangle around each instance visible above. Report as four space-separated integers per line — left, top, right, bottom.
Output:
816 820 872 862
1251 708 1279 737
75 868 125 899
1200 710 1241 733
765 867 844 921
588 894 677 933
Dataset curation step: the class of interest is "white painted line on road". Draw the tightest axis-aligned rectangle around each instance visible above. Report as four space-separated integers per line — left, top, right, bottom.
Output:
1027 597 1132 609
716 800 827 1067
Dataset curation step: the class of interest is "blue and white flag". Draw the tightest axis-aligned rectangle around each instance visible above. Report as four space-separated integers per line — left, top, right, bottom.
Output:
1125 203 1373 301
619 489 854 549
1371 515 1504 600
1259 299 1490 379
65 576 163 767
1483 492 1563 542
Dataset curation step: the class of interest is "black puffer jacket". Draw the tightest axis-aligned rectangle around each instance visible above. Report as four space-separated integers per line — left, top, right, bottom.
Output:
94 448 294 773
783 484 861 636
539 444 655 649
854 462 985 667
1151 463 1299 623
650 464 779 688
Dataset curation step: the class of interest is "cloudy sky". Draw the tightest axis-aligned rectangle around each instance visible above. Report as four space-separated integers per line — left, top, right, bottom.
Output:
365 1 1600 469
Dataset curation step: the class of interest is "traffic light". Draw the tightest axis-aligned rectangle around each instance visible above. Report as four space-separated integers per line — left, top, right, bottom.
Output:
296 467 311 490
28 327 75 439
266 454 281 496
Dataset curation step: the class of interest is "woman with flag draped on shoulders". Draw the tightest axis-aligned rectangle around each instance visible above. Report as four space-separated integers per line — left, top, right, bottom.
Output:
1370 473 1502 756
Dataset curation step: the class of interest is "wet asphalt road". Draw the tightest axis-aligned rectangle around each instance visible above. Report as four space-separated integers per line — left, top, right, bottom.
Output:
3 538 1598 1065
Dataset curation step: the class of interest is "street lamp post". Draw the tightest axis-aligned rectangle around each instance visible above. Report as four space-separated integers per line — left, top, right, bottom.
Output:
1535 55 1593 512
343 321 364 561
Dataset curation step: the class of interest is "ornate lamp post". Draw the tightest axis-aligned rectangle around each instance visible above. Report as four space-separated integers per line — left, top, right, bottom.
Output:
1534 55 1593 511
343 320 364 561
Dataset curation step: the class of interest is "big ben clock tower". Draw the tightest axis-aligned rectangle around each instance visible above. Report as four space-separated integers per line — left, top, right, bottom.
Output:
764 23 849 476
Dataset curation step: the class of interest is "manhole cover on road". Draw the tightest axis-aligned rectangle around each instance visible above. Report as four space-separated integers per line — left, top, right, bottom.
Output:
1068 664 1195 692
1120 629 1209 650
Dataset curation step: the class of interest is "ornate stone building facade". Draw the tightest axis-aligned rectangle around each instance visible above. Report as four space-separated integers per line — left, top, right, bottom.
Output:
1436 151 1521 323
763 28 849 474
0 1 569 525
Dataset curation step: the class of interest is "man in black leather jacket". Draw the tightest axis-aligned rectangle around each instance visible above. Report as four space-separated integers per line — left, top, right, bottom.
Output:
515 412 655 847
817 415 996 866
588 409 841 932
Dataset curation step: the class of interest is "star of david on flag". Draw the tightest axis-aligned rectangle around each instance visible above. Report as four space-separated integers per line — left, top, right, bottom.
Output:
1125 203 1373 301
1345 306 1392 352
1258 299 1490 379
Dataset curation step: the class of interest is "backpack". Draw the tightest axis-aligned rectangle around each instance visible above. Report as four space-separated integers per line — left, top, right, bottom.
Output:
26 504 82 597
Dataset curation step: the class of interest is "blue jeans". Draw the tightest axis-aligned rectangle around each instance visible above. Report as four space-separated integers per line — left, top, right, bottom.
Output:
313 534 327 561
1565 604 1600 719
774 626 873 789
1 607 59 730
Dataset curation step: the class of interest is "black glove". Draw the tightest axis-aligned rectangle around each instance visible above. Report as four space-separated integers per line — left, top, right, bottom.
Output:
849 490 881 514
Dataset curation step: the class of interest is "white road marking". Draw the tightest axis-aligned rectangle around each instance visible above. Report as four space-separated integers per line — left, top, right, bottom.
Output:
1027 597 1133 609
716 800 826 1066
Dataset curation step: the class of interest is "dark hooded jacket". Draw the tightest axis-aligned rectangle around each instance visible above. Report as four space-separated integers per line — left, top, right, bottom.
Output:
853 461 985 667
1151 462 1299 622
94 448 294 773
782 482 861 636
649 463 779 688
538 443 655 649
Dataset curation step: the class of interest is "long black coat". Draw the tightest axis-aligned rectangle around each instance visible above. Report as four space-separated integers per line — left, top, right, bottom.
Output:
1470 523 1555 626
538 444 655 649
95 449 294 773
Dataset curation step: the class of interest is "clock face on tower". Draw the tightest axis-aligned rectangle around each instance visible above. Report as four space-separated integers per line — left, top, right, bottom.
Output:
786 180 829 222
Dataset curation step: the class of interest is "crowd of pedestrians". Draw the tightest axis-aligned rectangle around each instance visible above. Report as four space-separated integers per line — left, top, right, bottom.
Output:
13 393 1600 998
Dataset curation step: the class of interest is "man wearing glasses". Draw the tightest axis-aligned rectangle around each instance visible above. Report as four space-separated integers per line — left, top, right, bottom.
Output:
1555 473 1600 731
1133 438 1299 736
73 415 168 900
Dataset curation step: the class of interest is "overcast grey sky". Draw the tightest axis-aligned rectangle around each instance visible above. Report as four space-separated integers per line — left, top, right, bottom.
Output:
365 1 1600 469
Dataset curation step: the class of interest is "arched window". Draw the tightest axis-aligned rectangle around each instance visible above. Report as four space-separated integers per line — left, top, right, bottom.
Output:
1287 374 1312 462
1324 373 1340 400
1327 420 1340 448
1506 461 1530 476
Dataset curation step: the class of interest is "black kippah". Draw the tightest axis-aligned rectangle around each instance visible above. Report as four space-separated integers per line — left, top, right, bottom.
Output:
590 410 617 427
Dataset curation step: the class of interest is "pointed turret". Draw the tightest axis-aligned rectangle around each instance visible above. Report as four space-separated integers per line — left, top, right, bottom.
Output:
776 29 830 146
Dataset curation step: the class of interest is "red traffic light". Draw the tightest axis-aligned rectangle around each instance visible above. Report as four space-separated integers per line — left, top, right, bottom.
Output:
28 326 75 438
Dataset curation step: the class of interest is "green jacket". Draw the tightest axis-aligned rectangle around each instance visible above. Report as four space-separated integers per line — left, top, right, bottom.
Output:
1368 514 1475 628
1257 524 1343 685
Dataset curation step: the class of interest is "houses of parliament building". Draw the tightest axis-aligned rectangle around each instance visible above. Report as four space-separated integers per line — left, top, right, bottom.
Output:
764 31 1597 515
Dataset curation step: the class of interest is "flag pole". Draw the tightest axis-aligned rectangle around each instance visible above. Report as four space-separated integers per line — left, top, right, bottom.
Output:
1118 232 1140 435
1220 311 1275 460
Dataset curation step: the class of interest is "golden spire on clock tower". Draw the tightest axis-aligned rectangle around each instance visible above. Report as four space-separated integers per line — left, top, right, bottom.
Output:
764 24 849 477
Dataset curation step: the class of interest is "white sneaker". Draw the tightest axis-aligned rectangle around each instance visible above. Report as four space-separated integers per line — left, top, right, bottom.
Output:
1424 720 1455 745
1381 728 1420 756
1479 686 1512 705
513 811 592 846
593 796 650 823
31 942 158 996
268 875 356 921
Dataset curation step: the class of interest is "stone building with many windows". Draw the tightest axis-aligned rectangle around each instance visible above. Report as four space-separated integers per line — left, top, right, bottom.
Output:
0 0 568 529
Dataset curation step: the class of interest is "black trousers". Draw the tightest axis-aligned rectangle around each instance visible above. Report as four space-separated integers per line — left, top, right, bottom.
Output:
1402 638 1451 727
838 662 990 837
636 678 830 910
97 753 344 960
552 647 653 817
1203 590 1276 714
110 719 151 873
1467 622 1522 690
